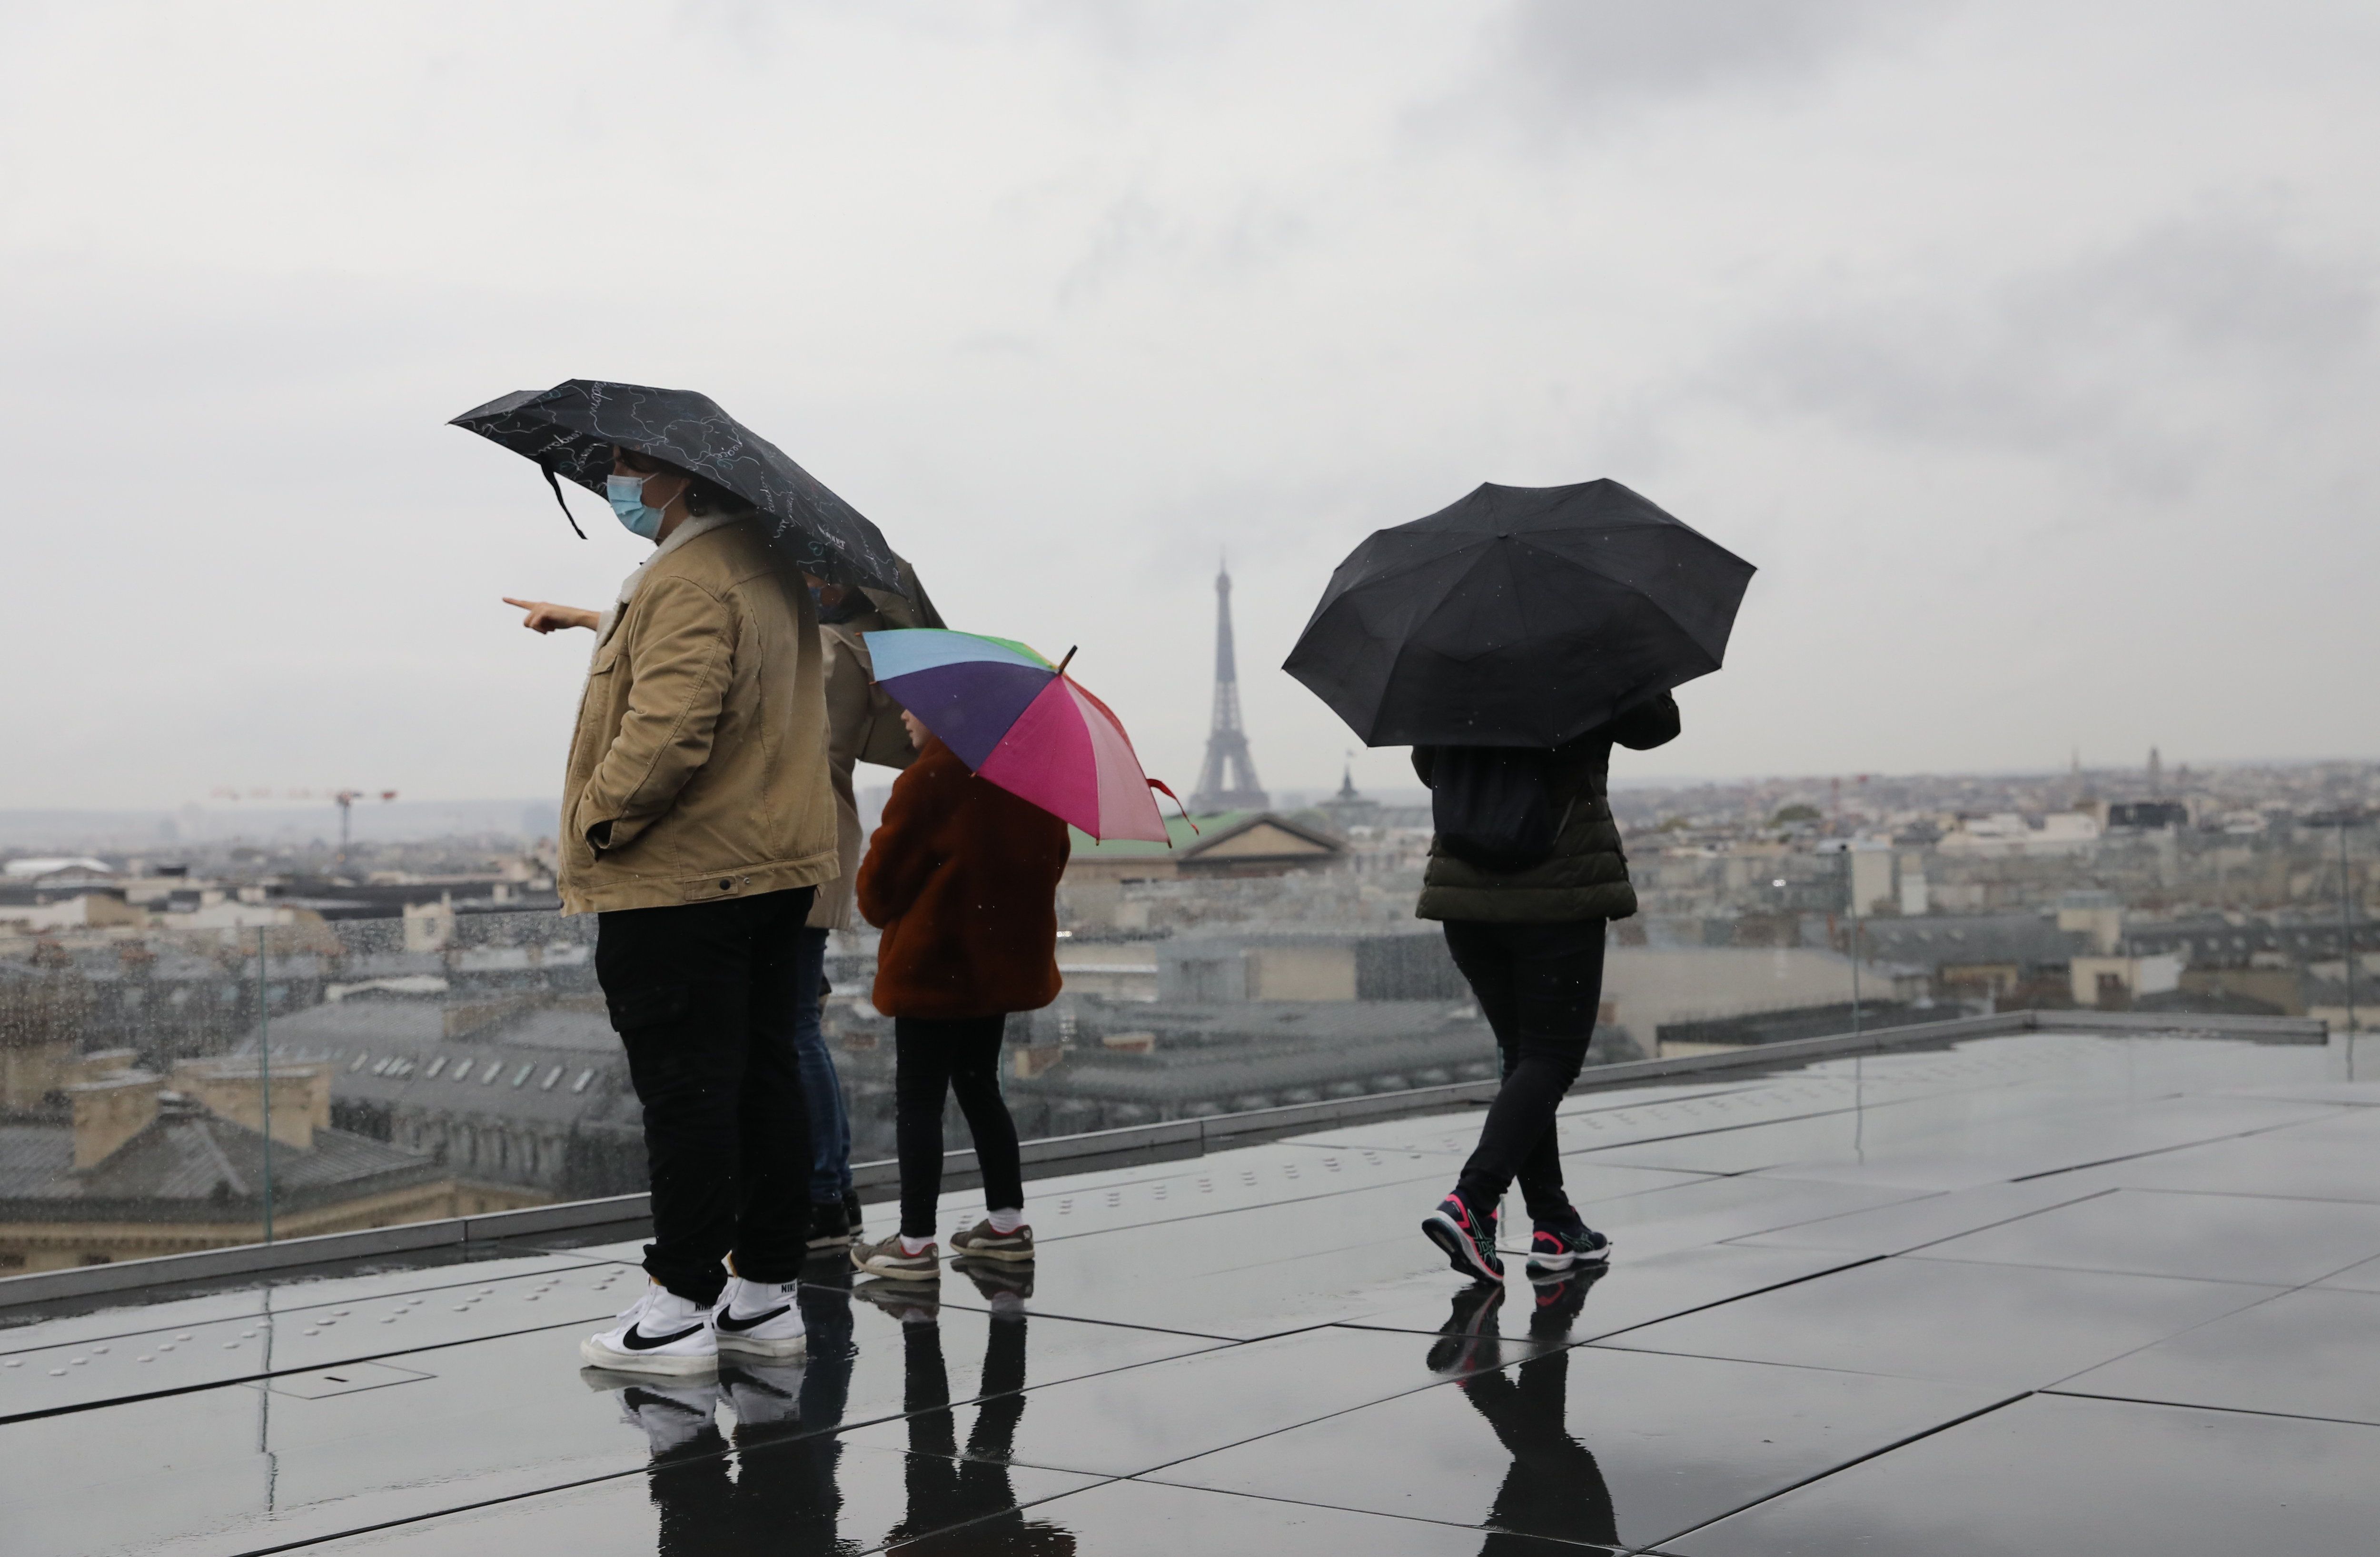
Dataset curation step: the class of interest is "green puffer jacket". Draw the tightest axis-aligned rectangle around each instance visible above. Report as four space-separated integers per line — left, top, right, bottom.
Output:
1412 693 1681 924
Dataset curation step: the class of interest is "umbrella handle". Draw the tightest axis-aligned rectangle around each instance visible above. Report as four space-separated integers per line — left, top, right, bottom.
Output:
1147 778 1199 840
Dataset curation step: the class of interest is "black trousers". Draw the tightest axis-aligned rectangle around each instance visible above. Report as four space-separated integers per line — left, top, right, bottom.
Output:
1442 918 1607 1223
597 886 816 1302
893 1015 1023 1239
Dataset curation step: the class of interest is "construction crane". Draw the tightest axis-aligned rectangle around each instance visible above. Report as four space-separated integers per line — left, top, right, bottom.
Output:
205 786 399 861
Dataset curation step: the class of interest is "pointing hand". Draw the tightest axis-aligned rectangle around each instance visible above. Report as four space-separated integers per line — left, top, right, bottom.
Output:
503 598 600 634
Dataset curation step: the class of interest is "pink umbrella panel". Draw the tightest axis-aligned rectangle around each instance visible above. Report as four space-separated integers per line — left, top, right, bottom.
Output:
863 629 1176 843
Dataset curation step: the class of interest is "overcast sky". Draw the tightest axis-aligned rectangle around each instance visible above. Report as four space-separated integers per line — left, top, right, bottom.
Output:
2 0 2373 811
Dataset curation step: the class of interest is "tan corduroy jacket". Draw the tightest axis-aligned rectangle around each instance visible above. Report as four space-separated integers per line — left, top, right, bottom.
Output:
558 520 838 915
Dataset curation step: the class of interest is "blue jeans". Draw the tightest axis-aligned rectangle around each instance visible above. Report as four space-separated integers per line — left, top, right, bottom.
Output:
791 927 852 1204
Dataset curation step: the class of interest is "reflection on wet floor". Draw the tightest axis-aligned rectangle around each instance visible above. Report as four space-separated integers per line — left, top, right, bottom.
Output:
5 1029 2380 1555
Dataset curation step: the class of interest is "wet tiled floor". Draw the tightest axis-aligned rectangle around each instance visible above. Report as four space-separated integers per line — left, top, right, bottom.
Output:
4 1028 2378 1554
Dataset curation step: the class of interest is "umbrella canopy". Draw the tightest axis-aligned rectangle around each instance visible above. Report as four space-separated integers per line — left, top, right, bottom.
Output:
866 629 1173 843
1284 479 1755 748
451 379 902 592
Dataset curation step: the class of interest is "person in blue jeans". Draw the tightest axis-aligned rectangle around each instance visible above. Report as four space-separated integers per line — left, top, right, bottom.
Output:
797 561 939 1248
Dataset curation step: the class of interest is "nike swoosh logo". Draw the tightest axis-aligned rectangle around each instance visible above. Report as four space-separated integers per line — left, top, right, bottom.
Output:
619 1322 708 1351
714 1305 790 1334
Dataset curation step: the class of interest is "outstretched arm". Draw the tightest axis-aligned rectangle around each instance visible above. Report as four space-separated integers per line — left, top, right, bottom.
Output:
503 597 599 634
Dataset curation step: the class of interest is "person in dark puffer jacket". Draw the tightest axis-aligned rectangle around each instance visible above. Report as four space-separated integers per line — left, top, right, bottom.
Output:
1416 692 1680 1284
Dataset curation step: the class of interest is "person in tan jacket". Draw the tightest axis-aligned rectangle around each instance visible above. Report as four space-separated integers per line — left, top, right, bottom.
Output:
504 444 835 1375
789 560 940 1249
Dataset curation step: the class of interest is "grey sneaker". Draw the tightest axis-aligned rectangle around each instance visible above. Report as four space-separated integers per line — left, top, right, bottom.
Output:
948 1219 1035 1262
851 1235 941 1282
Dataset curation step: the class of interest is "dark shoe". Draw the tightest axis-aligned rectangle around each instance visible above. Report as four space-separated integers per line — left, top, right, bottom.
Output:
1427 1280 1505 1377
851 1235 941 1282
853 1279 943 1322
1526 1215 1612 1278
805 1198 853 1249
949 1219 1035 1263
1526 1262 1605 1337
843 1188 864 1241
952 1256 1035 1305
1422 1193 1504 1281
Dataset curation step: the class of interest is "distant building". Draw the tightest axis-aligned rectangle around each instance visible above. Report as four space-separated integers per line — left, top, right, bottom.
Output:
2106 800 2191 831
1316 764 1382 836
1061 812 1348 929
254 987 643 1199
0 1046 526 1273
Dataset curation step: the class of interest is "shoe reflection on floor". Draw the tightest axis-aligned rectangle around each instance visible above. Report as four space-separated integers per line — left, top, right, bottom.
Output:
1437 1270 1621 1553
874 1258 1075 1555
597 1260 860 1555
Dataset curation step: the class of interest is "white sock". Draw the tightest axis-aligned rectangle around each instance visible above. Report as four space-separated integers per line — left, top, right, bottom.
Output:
987 1207 1026 1235
899 1234 935 1256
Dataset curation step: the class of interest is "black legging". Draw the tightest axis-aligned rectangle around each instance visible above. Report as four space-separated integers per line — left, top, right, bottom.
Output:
894 1015 1024 1239
1442 918 1607 1223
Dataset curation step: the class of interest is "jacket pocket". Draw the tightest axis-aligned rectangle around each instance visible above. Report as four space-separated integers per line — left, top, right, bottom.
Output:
604 983 691 1034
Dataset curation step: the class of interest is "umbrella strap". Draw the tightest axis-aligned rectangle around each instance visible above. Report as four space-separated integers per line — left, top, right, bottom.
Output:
541 462 589 540
1147 779 1200 839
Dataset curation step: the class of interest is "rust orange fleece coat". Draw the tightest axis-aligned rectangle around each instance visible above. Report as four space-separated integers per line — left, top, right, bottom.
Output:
856 737 1071 1020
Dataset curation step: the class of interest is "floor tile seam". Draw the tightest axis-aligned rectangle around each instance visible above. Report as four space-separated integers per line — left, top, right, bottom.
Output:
214 1395 1073 1555
1329 1254 1890 1350
864 1294 1258 1344
1641 1387 2035 1549
1110 1473 1626 1550
0 1258 626 1357
912 1297 1274 1342
2006 1110 2362 1183
1577 1335 1980 1388
1588 1186 1941 1250
1894 1238 2380 1290
0 1310 621 1427
2097 1182 2380 1209
1019 1162 1510 1247
214 1457 673 1557
1894 1251 2312 1293
207 1428 931 1557
2036 1385 2380 1431
1773 1184 2127 1262
966 1361 1508 1487
2025 1266 2350 1393
848 1474 1132 1557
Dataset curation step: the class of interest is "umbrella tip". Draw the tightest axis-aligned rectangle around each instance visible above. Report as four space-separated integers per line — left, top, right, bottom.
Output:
1054 646 1077 676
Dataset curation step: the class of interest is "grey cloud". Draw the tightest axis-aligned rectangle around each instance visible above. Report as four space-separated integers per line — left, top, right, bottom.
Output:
1465 0 1941 136
1713 206 2379 498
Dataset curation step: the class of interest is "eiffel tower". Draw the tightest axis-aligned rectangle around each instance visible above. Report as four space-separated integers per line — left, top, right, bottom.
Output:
1190 561 1269 813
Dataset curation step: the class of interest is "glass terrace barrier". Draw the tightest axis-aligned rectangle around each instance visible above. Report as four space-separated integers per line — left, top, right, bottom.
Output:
5 797 2370 1275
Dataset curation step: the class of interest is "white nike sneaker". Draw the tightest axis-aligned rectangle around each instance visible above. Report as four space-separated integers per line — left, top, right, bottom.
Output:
580 1282 719 1375
721 1360 806 1430
614 1379 722 1455
712 1275 807 1360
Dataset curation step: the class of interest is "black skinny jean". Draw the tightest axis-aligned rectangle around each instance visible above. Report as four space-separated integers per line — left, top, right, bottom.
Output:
893 1015 1023 1240
1442 918 1607 1224
596 886 815 1303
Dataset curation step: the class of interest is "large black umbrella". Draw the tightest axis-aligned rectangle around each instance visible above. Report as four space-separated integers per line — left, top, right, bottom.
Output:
451 379 902 592
1284 479 1754 747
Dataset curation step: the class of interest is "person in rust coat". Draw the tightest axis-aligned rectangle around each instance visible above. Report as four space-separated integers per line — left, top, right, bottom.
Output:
851 710 1071 1280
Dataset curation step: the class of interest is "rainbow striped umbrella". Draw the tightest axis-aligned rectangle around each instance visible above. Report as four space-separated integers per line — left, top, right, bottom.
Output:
864 629 1177 843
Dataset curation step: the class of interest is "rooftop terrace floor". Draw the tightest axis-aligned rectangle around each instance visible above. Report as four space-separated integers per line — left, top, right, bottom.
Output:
7 1028 2380 1555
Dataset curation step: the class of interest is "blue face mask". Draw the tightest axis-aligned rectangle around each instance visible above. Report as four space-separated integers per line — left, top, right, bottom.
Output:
606 473 668 540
